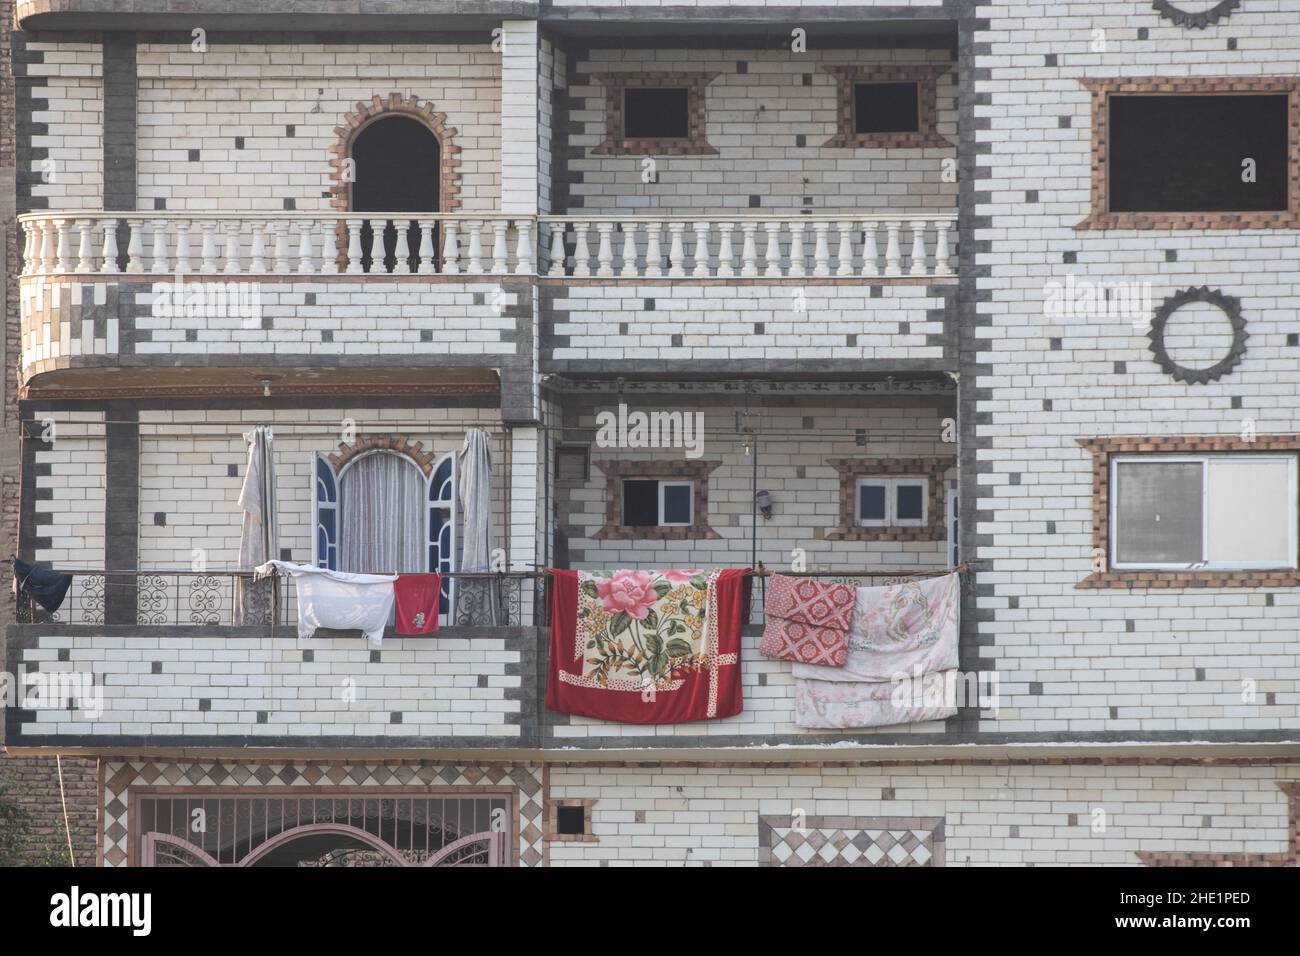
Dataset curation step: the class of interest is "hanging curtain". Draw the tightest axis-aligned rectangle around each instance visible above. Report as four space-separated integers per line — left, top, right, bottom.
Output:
235 426 278 625
456 428 501 625
339 451 425 574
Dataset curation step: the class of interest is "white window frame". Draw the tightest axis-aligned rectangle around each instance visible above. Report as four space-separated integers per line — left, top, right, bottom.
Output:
658 480 694 527
855 477 929 528
1109 454 1299 571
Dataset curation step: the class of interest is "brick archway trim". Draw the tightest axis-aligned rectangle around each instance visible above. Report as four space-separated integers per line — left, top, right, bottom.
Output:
328 434 439 477
328 93 462 214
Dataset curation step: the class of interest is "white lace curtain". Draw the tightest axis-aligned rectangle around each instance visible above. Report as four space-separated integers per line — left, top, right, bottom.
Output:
338 451 425 574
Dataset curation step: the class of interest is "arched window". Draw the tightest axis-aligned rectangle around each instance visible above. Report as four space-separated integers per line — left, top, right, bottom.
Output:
314 449 456 618
350 115 441 272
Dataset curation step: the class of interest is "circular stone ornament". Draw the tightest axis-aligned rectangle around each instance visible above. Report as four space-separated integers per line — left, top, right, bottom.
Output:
1151 0 1241 28
1148 287 1247 385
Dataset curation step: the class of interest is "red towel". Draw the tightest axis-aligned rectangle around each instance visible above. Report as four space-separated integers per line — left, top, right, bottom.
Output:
393 573 442 634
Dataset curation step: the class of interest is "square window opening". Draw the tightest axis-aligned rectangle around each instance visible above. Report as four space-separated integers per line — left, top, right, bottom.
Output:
624 88 690 140
556 805 586 836
853 82 921 135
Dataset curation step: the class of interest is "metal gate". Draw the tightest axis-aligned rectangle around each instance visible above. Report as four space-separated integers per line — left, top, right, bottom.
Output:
134 792 510 867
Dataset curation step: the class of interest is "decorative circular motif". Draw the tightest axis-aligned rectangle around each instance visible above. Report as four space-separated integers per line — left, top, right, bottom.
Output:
1148 286 1247 385
1152 0 1241 29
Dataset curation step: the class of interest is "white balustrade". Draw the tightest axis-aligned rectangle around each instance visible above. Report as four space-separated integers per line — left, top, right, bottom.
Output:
17 213 956 279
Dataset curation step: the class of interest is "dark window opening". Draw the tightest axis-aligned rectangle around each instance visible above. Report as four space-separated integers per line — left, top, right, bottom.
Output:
350 116 441 272
556 805 586 836
1108 95 1289 213
897 484 925 522
624 88 690 140
853 82 921 134
858 484 887 522
622 480 661 527
662 484 692 524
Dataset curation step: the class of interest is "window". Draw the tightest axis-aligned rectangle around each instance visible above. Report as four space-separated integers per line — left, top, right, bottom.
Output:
556 805 586 836
1108 95 1288 214
622 479 693 527
592 71 719 156
856 477 929 528
1080 76 1300 230
853 82 920 134
624 88 690 140
1110 455 1297 570
823 64 952 149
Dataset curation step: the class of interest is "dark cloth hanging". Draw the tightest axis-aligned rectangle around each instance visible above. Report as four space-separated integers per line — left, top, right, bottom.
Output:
10 557 72 614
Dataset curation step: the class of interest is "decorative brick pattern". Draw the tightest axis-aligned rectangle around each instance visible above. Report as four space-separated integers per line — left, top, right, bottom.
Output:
821 64 952 150
100 760 545 868
759 814 945 867
1077 76 1300 231
1152 0 1242 29
1148 287 1248 385
1077 435 1300 589
591 458 723 541
591 72 719 157
825 456 955 542
1139 782 1299 866
327 92 462 215
544 797 599 843
328 433 437 477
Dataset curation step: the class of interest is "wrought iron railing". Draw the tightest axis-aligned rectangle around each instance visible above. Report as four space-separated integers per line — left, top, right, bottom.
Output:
13 569 550 630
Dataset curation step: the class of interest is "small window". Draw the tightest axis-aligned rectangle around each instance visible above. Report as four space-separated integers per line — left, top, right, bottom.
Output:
1108 94 1289 213
1111 455 1297 570
624 88 690 140
555 445 590 482
556 805 586 836
622 479 694 528
853 82 920 134
856 477 928 527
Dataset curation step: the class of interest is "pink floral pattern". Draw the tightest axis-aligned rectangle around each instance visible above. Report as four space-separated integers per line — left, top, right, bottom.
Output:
594 570 658 621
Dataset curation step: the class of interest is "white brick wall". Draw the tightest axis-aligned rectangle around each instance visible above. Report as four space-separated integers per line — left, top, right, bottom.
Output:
135 43 502 212
549 762 1300 866
26 43 103 209
972 1 1300 735
32 410 106 569
567 46 957 216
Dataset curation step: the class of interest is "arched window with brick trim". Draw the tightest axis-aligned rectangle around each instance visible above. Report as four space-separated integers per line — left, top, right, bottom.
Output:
313 448 456 619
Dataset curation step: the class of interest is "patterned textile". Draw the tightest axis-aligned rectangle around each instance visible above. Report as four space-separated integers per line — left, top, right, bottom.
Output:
546 568 751 723
759 575 856 666
793 572 960 728
256 561 396 647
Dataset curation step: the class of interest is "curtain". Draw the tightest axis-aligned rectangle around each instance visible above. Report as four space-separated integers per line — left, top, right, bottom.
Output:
235 426 278 625
456 428 501 625
339 452 425 574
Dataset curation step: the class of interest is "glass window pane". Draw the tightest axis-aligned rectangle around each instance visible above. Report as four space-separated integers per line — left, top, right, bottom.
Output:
1206 458 1293 565
858 483 887 522
622 480 660 526
896 483 925 521
662 484 692 524
1114 461 1203 565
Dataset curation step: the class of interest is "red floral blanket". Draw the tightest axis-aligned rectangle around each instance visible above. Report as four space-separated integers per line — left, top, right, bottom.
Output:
546 568 751 723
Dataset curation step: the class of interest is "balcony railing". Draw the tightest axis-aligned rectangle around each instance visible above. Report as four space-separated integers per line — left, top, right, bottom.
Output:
17 212 957 280
17 212 534 278
14 569 550 629
539 214 956 279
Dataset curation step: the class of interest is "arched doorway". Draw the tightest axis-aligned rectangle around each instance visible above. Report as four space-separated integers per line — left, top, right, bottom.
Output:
350 115 441 272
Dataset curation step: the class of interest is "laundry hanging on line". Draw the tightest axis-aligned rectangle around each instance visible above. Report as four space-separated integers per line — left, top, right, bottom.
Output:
256 561 396 647
10 557 73 615
393 573 442 635
790 571 961 729
759 574 856 667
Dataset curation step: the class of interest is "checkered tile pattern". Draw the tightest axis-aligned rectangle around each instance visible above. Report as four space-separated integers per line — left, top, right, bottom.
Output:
759 815 944 867
101 760 545 868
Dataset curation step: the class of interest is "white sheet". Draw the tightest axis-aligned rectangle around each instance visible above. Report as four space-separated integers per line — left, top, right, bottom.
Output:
256 561 396 646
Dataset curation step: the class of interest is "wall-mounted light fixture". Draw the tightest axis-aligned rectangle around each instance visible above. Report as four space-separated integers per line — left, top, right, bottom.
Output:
755 490 773 520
